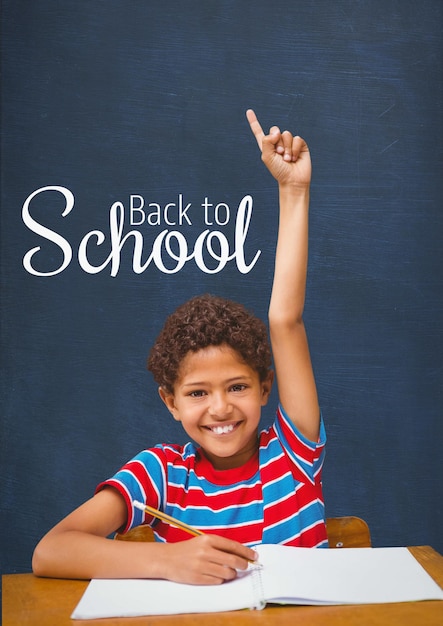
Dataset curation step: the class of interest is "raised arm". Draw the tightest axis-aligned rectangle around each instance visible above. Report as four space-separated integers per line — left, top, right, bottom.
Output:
247 109 319 441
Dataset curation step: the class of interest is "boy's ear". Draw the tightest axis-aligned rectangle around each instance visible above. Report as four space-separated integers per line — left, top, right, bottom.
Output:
260 370 274 406
158 387 181 422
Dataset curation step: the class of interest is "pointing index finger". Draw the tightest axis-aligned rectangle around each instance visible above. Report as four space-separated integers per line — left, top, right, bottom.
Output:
246 109 265 151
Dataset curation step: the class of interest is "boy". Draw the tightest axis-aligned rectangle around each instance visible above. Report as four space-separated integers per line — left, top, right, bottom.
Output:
32 110 327 585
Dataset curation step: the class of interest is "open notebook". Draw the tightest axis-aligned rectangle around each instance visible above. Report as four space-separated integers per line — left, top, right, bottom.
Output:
71 545 443 619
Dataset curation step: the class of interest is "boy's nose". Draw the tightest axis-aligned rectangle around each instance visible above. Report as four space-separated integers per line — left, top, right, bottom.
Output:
208 393 232 417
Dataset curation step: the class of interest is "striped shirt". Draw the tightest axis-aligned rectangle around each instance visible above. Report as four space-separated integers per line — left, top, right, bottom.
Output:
98 404 327 548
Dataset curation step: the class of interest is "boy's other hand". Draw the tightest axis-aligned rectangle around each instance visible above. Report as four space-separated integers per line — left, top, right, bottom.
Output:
246 109 311 189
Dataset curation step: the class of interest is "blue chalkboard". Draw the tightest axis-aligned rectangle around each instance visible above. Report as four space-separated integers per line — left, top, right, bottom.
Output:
1 0 442 573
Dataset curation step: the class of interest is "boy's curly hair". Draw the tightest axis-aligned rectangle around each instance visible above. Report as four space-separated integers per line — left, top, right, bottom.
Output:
147 294 271 393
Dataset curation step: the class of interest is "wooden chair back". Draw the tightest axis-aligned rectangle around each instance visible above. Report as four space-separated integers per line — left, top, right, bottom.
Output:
116 515 371 548
326 516 371 548
115 525 155 542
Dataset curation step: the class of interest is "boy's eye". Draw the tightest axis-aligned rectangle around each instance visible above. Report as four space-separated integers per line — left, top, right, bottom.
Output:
230 384 247 392
189 390 206 398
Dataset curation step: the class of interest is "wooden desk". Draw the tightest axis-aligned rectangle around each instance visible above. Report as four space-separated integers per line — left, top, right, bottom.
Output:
3 547 443 626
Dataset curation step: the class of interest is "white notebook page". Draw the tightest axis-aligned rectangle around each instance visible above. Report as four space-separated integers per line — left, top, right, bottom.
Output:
258 545 443 605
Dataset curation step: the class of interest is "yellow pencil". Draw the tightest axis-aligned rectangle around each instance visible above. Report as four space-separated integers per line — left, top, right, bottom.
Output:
133 500 260 566
133 500 204 536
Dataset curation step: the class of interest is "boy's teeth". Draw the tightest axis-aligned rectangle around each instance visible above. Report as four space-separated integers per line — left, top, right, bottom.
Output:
212 424 235 434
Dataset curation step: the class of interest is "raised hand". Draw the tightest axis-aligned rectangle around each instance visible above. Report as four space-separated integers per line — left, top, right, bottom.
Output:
246 109 311 188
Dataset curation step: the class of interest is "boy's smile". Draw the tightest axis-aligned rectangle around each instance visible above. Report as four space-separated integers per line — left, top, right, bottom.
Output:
204 422 239 435
159 344 273 470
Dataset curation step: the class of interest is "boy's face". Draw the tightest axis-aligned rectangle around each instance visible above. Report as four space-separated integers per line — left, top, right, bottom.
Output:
159 345 273 470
